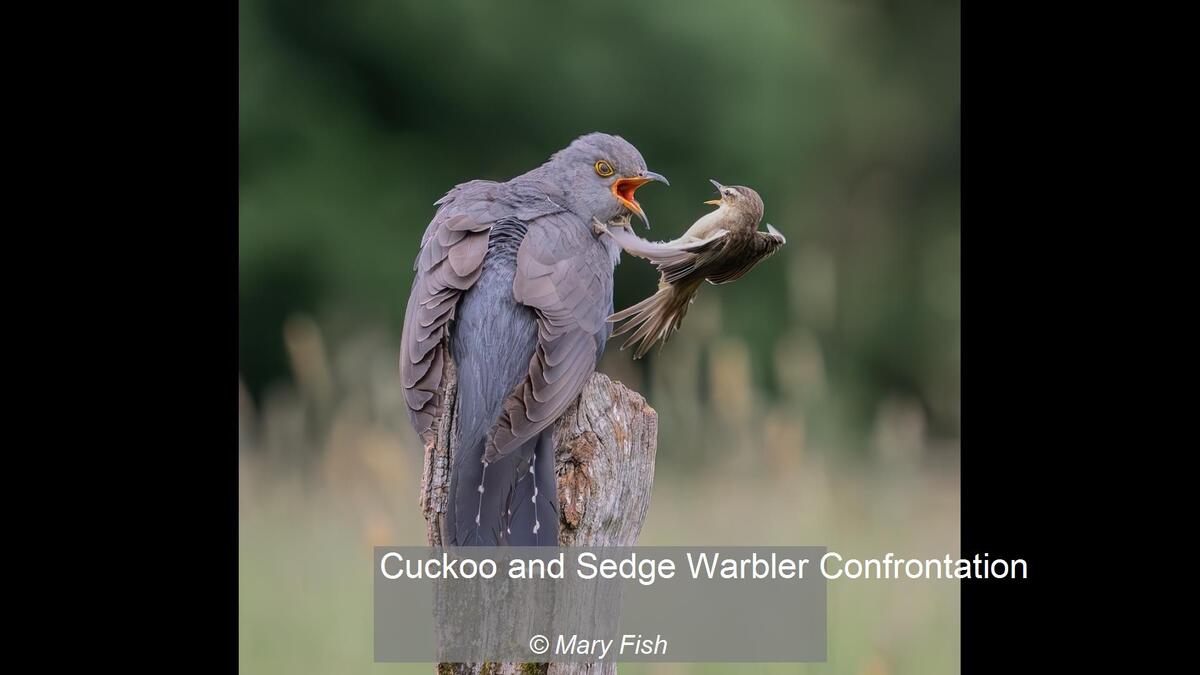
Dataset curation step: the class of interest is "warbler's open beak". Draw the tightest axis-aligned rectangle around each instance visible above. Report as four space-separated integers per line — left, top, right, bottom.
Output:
704 179 725 206
612 170 669 229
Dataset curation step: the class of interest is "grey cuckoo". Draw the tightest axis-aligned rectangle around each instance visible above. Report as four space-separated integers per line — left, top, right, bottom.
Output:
400 133 667 546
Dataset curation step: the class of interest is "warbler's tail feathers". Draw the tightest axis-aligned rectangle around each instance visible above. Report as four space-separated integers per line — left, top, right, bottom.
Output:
608 283 698 359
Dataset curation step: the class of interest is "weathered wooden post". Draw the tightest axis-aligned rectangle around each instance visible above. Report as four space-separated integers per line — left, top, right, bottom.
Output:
419 359 659 675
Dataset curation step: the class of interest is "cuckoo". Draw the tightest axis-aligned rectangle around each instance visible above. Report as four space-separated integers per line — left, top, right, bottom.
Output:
400 133 667 546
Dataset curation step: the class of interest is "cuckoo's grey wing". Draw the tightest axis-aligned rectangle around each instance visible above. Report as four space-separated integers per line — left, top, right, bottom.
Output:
400 179 559 442
484 212 613 462
704 224 787 285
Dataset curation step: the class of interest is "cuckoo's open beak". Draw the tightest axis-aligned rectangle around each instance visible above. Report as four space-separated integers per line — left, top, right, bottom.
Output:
612 170 669 229
704 179 725 206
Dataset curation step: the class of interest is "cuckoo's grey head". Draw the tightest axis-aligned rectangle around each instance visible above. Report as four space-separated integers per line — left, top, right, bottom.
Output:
542 132 668 229
705 179 765 230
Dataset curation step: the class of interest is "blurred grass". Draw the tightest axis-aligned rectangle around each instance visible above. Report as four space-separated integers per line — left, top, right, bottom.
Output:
239 458 958 675
239 325 958 674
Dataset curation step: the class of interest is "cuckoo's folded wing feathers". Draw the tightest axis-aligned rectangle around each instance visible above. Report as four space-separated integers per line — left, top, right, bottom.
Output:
484 214 611 462
400 179 567 442
401 214 489 439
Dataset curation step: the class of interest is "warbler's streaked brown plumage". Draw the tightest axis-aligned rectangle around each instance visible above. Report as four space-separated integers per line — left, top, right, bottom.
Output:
600 180 785 358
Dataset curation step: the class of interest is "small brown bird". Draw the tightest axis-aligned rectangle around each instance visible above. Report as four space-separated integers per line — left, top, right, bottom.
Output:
598 179 786 358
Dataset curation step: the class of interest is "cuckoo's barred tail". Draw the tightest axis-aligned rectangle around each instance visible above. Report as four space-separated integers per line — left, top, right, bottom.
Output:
445 429 559 546
609 278 704 359
445 436 509 546
501 428 559 545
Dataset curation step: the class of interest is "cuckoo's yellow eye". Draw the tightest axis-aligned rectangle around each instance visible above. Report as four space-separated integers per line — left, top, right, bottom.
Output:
594 160 614 177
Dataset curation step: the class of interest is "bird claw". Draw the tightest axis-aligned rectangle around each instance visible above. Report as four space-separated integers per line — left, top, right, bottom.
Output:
592 214 633 237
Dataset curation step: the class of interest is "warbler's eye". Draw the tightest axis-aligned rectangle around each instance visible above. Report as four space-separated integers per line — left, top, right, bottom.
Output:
594 160 614 177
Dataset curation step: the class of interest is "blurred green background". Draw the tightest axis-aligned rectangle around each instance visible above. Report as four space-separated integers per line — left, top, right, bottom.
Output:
239 0 960 673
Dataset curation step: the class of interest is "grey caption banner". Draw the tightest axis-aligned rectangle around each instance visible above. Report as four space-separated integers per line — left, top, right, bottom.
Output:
374 546 827 663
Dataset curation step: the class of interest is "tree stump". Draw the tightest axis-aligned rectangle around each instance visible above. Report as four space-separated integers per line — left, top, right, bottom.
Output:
419 358 659 675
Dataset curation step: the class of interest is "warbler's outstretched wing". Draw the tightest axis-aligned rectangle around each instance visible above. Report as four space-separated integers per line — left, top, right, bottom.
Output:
704 224 787 285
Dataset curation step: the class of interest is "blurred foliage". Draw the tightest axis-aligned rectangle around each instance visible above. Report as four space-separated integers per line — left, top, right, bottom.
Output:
240 0 959 453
